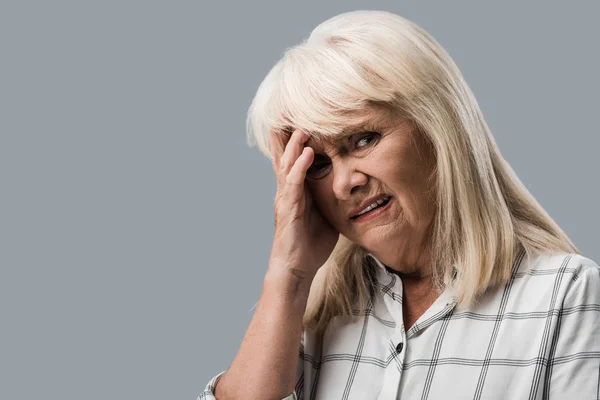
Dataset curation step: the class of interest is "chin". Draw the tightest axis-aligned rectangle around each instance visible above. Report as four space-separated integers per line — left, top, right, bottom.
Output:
356 234 392 252
362 230 403 255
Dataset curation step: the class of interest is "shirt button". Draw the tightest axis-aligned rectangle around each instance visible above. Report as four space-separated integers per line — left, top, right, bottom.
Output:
396 342 404 353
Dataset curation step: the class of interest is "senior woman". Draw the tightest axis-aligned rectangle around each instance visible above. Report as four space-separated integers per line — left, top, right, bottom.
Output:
199 10 600 400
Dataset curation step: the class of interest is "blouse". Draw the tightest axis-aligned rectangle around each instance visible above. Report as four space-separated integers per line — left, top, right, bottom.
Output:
199 248 600 399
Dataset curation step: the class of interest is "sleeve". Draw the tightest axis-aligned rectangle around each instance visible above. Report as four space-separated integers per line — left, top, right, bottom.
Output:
196 370 226 400
196 370 300 400
545 255 600 399
197 333 305 400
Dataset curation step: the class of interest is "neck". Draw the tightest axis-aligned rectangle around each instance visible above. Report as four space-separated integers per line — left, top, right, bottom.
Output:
385 265 438 305
382 244 433 279
401 275 439 329
381 252 439 329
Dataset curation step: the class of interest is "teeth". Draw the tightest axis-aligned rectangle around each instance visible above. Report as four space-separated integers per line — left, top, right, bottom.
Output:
355 197 389 217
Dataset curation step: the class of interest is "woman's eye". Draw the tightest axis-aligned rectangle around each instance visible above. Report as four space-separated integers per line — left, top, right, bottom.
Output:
306 155 331 180
355 132 380 149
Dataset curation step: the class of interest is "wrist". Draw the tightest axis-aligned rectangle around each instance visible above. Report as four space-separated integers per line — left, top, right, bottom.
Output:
263 267 313 305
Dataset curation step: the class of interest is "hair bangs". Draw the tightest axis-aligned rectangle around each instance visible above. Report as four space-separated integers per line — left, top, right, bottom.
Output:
247 41 400 157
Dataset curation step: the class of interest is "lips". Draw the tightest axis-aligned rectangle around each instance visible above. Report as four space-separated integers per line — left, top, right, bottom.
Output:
348 194 392 219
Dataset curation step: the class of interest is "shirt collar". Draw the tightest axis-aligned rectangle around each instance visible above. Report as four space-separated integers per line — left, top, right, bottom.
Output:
366 252 458 307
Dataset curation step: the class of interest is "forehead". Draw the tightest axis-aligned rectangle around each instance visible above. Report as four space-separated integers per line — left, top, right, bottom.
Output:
306 109 385 144
305 106 403 150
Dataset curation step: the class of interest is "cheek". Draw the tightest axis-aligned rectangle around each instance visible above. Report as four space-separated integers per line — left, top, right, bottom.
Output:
396 174 436 221
383 165 431 212
307 181 335 215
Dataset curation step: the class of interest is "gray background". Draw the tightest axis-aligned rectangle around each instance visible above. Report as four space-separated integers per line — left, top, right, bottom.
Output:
1 1 598 399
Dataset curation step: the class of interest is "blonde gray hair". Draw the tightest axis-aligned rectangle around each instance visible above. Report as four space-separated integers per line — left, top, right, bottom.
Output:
245 10 578 333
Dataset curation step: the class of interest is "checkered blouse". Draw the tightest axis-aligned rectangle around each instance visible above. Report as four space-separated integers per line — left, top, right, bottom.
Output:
199 249 600 399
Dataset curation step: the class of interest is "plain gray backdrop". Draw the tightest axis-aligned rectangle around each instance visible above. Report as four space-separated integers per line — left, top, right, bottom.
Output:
1 1 598 399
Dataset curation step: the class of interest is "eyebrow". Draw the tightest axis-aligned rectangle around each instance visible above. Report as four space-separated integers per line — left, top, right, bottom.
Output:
339 122 371 137
314 122 372 148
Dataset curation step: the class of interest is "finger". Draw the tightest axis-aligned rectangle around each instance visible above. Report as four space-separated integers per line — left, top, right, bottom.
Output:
280 129 310 177
284 146 314 201
267 128 292 174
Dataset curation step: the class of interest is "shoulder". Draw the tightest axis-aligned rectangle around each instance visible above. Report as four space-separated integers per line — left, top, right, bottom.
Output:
475 251 600 315
559 253 600 307
514 251 600 307
516 250 597 278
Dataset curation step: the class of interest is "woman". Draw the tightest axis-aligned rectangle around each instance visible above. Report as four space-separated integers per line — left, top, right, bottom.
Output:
200 10 600 400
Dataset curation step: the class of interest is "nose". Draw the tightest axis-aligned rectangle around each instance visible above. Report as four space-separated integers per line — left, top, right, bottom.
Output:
331 160 368 201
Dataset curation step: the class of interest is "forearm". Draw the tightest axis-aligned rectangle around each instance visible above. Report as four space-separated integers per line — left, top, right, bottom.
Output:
214 269 311 399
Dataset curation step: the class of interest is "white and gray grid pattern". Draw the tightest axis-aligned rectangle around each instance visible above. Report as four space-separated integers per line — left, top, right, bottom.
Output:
199 248 600 399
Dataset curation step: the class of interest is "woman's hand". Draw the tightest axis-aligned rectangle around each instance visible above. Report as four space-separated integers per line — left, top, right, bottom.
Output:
213 127 336 399
266 128 339 285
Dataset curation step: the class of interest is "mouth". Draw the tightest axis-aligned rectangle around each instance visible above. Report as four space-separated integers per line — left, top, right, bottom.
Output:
350 196 392 222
